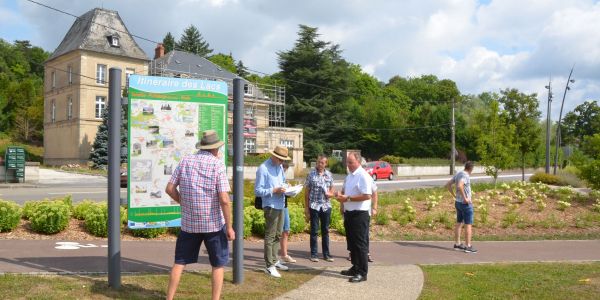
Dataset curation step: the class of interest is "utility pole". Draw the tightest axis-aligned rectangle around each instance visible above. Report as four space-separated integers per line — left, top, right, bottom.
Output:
544 79 553 174
554 66 575 175
108 67 122 289
451 97 456 175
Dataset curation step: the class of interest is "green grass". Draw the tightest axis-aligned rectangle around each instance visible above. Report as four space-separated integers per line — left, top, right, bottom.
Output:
0 137 44 163
381 231 600 242
0 270 319 300
419 262 600 300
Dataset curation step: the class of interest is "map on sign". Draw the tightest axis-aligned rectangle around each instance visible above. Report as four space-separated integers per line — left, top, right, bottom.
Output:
127 75 228 229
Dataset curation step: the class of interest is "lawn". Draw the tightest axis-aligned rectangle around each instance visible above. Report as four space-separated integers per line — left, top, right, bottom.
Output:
0 270 319 300
419 262 600 300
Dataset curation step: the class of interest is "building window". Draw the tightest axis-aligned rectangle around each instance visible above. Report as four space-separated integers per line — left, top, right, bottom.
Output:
96 64 107 84
243 138 256 154
125 68 135 87
244 105 255 117
244 84 254 96
51 99 56 123
110 36 119 47
280 139 294 148
51 71 56 89
67 97 73 120
95 96 106 118
68 65 72 85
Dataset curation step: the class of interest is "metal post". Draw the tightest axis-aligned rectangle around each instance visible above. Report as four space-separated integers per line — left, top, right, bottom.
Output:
232 78 244 284
545 80 552 174
450 98 456 175
108 67 122 289
554 66 574 175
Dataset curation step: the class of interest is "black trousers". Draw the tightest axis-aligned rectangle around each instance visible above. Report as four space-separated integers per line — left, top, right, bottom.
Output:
344 210 370 276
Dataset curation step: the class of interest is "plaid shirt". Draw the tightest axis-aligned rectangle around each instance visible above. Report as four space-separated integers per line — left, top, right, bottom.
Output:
304 168 334 211
169 151 230 233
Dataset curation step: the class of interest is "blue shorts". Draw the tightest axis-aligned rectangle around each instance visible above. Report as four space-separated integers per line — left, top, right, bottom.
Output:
174 227 229 267
282 208 290 232
455 202 474 225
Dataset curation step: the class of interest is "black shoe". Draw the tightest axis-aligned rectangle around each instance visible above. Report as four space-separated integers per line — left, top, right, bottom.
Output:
340 268 357 276
464 246 478 253
349 274 367 283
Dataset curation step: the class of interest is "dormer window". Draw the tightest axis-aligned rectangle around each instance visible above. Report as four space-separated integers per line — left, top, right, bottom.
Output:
108 35 120 47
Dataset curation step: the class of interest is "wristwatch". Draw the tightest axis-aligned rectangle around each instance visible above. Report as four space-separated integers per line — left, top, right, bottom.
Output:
347 196 351 202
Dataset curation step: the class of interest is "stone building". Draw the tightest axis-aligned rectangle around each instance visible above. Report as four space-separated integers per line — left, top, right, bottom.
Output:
43 8 149 165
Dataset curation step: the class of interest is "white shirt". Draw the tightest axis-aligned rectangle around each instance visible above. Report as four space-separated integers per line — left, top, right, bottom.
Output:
343 166 373 212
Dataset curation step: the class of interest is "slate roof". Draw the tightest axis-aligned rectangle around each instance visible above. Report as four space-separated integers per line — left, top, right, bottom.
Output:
48 8 149 62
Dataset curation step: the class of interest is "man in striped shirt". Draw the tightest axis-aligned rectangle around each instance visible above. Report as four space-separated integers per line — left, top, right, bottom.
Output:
165 130 235 300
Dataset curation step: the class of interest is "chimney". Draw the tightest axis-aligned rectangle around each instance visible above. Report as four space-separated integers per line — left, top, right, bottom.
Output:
154 43 165 59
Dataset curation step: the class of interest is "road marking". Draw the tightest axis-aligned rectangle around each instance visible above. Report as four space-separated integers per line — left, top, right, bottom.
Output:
55 242 107 250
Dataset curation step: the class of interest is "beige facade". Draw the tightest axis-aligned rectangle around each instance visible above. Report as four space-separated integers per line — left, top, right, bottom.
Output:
44 50 148 165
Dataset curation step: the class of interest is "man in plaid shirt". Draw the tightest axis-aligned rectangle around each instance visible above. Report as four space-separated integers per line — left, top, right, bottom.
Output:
165 130 235 300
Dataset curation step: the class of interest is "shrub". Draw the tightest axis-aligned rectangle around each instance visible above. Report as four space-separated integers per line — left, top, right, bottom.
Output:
168 227 181 236
242 207 255 238
415 215 435 230
375 209 389 225
379 155 404 164
84 203 126 237
434 211 453 229
330 200 345 235
529 172 563 186
0 200 21 232
501 211 519 228
129 227 168 238
287 204 306 234
72 200 96 220
243 206 265 236
556 200 571 211
21 201 40 220
328 157 346 174
30 200 71 234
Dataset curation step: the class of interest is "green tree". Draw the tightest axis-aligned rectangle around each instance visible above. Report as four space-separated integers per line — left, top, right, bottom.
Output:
236 60 249 78
162 32 175 53
277 25 356 160
499 88 542 181
561 101 600 146
176 25 212 57
574 134 600 189
475 100 517 185
89 105 128 168
208 53 237 73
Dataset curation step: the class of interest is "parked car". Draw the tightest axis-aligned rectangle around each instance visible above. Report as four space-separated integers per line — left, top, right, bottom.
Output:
120 169 127 187
365 161 394 181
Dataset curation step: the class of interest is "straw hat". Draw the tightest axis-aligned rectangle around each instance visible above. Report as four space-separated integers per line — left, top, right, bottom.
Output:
270 145 291 161
196 130 224 149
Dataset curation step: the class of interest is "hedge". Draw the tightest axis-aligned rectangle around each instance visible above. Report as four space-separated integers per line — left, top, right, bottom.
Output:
0 200 21 232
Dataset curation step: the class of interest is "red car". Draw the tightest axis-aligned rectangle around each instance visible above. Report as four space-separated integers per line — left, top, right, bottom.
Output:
365 161 394 181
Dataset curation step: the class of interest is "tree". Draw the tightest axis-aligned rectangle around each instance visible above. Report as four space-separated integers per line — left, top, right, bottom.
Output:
176 25 212 57
499 88 542 181
574 134 600 189
561 101 600 146
208 53 237 73
277 25 357 160
89 105 128 168
475 100 517 186
236 60 249 78
162 32 175 53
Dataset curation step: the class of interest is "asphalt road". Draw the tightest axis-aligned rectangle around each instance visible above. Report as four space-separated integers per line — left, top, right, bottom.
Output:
0 169 530 204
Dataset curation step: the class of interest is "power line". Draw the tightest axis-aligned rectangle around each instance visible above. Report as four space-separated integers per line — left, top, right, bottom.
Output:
25 0 455 105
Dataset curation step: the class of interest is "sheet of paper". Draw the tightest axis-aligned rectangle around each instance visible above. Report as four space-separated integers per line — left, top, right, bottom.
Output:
284 184 303 197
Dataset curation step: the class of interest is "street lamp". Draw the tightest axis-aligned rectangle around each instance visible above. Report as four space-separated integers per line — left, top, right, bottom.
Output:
553 66 575 175
544 80 553 174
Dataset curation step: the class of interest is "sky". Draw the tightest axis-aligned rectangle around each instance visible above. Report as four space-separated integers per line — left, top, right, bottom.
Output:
2 0 600 120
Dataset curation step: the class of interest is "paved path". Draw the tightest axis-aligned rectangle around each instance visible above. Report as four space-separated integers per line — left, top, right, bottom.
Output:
1 239 599 299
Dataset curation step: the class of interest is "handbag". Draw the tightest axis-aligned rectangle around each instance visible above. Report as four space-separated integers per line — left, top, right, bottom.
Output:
254 196 262 209
254 196 287 209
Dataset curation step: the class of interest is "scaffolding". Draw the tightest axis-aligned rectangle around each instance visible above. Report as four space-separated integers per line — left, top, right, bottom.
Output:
149 60 286 128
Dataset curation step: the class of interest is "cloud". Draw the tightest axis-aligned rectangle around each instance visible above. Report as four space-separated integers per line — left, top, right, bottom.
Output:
7 0 600 119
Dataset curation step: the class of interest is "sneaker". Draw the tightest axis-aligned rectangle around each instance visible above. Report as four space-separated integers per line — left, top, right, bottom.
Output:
281 255 297 263
264 266 281 278
274 260 289 270
324 256 334 262
464 246 478 253
309 256 319 262
453 244 466 251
